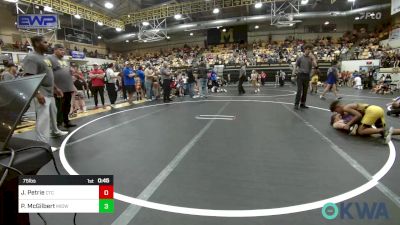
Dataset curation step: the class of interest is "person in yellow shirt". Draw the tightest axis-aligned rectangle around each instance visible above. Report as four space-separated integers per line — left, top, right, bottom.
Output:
310 71 319 94
330 100 400 143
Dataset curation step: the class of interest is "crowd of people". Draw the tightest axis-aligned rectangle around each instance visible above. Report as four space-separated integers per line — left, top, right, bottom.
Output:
1 24 400 150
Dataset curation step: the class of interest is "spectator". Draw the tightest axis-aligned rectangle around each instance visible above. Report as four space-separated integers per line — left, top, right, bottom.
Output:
22 35 67 150
123 62 136 104
238 62 246 95
1 63 17 81
144 63 155 101
89 63 106 109
160 61 173 102
197 61 208 98
48 44 77 128
105 63 118 107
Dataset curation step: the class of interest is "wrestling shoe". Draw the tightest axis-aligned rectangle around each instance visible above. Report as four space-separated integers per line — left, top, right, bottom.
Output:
300 104 309 109
50 130 68 137
349 124 358 136
385 127 394 144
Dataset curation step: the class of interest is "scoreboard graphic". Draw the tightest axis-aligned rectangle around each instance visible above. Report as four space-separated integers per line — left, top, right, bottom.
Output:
18 175 114 213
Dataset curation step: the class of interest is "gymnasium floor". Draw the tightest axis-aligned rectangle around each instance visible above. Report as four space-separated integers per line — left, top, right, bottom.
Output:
17 84 400 225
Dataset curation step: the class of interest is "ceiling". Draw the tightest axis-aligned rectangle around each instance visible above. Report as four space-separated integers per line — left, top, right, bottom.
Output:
102 0 391 38
72 0 174 18
69 0 391 20
4 0 392 41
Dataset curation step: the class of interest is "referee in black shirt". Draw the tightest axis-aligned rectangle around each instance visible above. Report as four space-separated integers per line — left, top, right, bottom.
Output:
294 44 317 110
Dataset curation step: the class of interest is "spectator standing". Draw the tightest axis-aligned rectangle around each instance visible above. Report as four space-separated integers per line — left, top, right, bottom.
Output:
105 63 118 107
89 63 106 109
123 62 136 104
72 75 87 113
260 71 266 86
197 61 208 98
1 63 17 81
238 62 246 95
48 44 77 128
22 35 67 149
160 62 173 102
144 63 155 101
137 66 145 95
186 66 196 98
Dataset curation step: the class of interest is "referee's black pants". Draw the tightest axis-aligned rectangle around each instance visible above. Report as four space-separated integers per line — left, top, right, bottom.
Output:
162 79 171 101
294 73 310 106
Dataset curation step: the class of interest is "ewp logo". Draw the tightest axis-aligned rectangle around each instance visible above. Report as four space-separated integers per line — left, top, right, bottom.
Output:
17 14 58 29
322 202 389 220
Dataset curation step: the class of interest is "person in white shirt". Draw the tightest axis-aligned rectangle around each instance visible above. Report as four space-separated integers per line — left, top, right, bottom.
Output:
105 63 118 107
354 76 362 90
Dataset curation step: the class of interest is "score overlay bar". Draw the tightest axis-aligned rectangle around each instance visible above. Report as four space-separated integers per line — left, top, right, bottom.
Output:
19 175 114 213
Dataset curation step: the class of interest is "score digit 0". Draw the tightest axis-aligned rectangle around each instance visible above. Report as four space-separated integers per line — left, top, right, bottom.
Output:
99 185 114 199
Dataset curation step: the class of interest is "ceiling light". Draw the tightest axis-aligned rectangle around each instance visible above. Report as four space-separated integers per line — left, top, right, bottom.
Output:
179 24 195 28
355 17 360 20
289 23 294 26
348 0 355 2
255 25 259 29
144 40 148 42
174 14 182 20
125 40 129 43
4 0 18 2
74 14 81 19
166 36 170 39
216 26 221 29
104 2 114 9
255 2 262 8
142 21 150 26
190 32 194 36
222 28 226 32
213 8 219 14
301 0 308 5
154 29 160 32
98 36 102 39
44 6 53 12
129 33 136 36
97 21 104 26
127 15 130 18
115 27 122 32
324 21 330 25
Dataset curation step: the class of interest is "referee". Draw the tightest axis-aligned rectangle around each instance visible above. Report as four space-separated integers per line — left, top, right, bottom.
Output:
294 44 317 110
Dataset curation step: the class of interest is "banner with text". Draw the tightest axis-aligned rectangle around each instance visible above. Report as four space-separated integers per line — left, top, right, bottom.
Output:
207 26 248 45
17 14 58 29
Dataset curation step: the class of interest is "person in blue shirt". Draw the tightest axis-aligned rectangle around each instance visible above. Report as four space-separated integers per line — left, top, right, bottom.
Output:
123 62 136 104
210 69 218 92
137 66 145 95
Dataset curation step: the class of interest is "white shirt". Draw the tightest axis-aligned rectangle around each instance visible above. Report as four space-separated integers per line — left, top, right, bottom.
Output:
106 68 116 83
354 77 362 86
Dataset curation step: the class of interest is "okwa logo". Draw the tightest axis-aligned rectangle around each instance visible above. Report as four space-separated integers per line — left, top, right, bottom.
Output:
322 202 389 220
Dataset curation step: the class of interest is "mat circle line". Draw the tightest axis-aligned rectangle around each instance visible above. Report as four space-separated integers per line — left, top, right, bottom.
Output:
59 100 396 217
